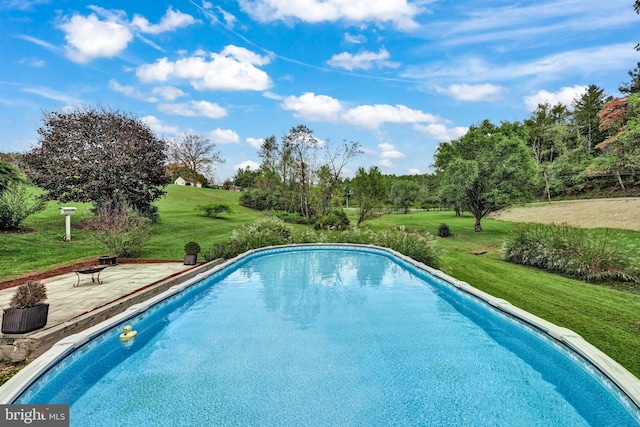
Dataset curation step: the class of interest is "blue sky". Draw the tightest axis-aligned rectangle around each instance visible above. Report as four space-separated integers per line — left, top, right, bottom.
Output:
1 0 638 181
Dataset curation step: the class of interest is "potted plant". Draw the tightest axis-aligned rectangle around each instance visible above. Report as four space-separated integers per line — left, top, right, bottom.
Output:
1 281 49 334
183 241 201 265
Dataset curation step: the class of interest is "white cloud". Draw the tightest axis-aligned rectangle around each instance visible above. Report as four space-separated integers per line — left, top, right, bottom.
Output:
246 137 264 149
408 168 422 175
234 160 260 171
136 45 272 91
413 123 468 142
132 7 197 34
342 104 439 129
209 128 240 144
344 32 366 44
379 159 395 168
60 13 133 63
140 115 179 134
378 143 405 159
280 92 445 131
109 79 157 102
327 48 400 71
238 0 423 29
263 91 284 100
58 7 197 63
524 85 587 111
158 100 228 118
151 86 187 101
281 92 343 121
436 83 504 101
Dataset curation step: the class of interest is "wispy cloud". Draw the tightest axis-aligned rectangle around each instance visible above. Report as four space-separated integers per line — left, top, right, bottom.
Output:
327 48 400 71
22 86 82 104
403 43 634 84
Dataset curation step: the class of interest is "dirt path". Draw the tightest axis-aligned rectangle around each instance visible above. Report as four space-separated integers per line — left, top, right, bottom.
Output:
490 198 640 231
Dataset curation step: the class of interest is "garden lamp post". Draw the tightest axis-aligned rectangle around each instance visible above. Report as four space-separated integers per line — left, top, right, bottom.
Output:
60 207 76 241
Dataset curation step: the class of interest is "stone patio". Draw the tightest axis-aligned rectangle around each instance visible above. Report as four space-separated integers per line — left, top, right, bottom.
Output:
0 261 222 360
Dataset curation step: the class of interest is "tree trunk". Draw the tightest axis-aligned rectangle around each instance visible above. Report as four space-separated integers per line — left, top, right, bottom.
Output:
474 215 483 232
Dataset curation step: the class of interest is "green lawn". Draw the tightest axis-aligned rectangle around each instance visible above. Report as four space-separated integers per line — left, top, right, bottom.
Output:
3 186 640 378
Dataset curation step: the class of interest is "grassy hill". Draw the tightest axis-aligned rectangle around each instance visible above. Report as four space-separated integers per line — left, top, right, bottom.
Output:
0 185 261 279
3 185 640 377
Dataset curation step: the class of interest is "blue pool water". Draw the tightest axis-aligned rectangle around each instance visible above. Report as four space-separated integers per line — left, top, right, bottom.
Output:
15 246 640 426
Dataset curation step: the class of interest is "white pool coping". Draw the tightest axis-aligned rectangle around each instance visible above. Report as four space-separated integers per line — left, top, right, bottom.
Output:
2 243 640 412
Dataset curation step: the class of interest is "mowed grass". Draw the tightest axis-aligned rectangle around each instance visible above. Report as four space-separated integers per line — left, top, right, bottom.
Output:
3 186 640 378
0 185 262 278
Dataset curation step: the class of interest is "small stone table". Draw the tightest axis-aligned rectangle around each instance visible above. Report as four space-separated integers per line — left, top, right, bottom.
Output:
73 265 109 287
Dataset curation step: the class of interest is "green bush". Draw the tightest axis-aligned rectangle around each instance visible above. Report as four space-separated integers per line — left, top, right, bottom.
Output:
84 199 152 257
204 218 441 269
370 231 441 268
197 203 234 218
205 217 293 260
438 223 451 237
204 243 234 261
503 223 639 283
314 210 350 230
271 210 312 225
184 241 201 255
0 184 46 230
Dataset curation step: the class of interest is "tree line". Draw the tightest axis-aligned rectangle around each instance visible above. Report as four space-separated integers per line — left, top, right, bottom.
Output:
2 57 639 233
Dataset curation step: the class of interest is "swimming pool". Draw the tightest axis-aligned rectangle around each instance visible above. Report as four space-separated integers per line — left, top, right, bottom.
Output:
3 245 640 426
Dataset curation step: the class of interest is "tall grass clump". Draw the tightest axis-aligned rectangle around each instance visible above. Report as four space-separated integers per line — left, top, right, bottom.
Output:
204 217 293 260
204 218 440 269
503 223 639 283
369 231 441 268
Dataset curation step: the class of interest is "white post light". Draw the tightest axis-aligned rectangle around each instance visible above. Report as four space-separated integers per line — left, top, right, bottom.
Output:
60 207 77 241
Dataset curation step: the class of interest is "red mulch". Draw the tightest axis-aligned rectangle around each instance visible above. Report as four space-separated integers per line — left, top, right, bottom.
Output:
0 259 183 291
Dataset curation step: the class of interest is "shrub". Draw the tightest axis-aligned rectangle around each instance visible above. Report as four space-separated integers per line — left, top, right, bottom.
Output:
184 241 201 255
0 184 45 230
503 223 639 283
203 218 441 269
314 210 350 230
84 199 152 257
205 217 293 260
438 223 451 237
10 281 47 309
138 203 161 223
197 203 234 218
271 210 312 225
371 231 441 268
204 243 234 261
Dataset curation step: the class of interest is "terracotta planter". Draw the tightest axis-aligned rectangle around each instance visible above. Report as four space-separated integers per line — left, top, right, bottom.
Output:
183 254 197 265
1 304 49 334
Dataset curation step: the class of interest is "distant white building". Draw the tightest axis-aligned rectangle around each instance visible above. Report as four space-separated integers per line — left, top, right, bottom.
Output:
174 176 202 188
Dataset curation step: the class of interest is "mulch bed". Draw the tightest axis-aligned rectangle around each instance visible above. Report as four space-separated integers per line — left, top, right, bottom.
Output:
0 259 183 291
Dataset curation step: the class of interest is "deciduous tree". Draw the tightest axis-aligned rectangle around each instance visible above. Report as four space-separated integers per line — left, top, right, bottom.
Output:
22 106 170 211
170 133 224 187
436 120 538 232
352 166 386 226
389 180 421 213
